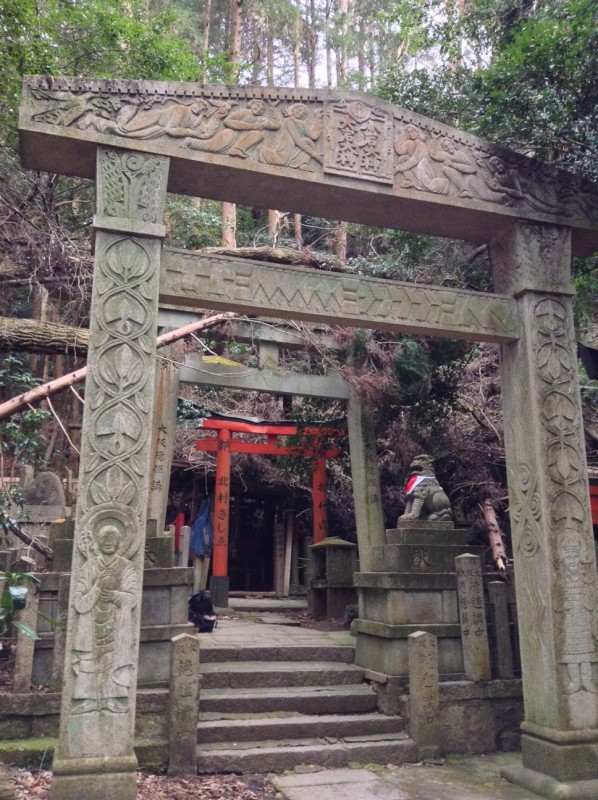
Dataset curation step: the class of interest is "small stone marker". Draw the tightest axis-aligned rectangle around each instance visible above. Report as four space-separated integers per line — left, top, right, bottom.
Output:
455 553 491 682
50 573 71 692
177 525 191 568
168 633 200 776
408 630 439 759
13 587 39 693
488 580 514 679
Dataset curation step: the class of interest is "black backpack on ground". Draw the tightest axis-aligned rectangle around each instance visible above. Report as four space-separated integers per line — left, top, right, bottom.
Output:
188 590 218 633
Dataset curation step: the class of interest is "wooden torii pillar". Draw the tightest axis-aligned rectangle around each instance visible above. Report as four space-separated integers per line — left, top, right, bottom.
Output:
195 418 342 607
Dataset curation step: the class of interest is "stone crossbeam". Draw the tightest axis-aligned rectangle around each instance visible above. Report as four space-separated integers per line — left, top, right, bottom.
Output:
180 353 349 399
19 78 598 255
160 248 519 343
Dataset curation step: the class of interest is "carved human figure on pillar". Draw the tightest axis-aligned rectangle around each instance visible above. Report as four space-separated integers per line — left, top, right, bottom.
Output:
71 519 138 715
398 454 452 523
554 527 598 694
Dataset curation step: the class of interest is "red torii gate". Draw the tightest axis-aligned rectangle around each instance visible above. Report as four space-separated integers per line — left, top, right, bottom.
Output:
195 418 343 605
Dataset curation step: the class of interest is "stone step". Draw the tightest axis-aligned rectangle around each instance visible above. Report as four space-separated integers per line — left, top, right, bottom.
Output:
196 733 418 774
198 712 405 743
228 598 308 613
199 644 356 664
199 660 365 689
200 684 378 715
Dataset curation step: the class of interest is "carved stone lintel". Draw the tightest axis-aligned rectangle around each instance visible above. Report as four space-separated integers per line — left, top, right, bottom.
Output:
19 77 598 251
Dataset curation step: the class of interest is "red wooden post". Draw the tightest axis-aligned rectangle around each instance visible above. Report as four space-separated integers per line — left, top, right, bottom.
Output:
312 455 328 543
212 428 232 579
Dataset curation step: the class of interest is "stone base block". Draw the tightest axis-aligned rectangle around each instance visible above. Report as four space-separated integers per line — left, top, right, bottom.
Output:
354 627 463 677
51 755 138 800
386 526 471 546
501 762 598 800
357 585 459 626
521 731 598 783
50 771 137 800
370 543 485 573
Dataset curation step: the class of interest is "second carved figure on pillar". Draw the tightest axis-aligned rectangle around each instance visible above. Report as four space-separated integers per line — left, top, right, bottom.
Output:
71 520 138 715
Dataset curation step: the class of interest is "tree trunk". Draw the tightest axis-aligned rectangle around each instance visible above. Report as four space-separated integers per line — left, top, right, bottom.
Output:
336 0 350 86
221 202 237 247
306 0 318 89
334 221 347 262
0 317 90 355
228 0 243 71
480 498 508 574
222 0 243 247
0 312 237 421
200 0 213 79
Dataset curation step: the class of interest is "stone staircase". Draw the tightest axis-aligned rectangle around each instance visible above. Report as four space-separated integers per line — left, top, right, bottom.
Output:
196 634 417 773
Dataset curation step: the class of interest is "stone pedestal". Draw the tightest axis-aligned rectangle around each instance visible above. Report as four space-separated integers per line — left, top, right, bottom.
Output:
308 536 357 620
354 521 484 678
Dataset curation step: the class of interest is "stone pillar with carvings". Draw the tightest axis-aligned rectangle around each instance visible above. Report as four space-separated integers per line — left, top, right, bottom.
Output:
51 148 169 800
490 221 598 799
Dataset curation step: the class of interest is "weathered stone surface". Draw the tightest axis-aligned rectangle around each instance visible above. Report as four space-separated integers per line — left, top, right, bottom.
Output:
12 589 39 693
490 222 598 796
385 527 471 546
488 581 514 679
181 352 350 399
161 248 518 343
22 472 65 507
455 554 491 682
51 147 169 800
168 633 200 776
370 543 485 573
19 78 598 255
408 631 439 757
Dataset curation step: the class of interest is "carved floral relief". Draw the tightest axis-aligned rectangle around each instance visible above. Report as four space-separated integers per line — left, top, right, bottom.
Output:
67 150 166 719
529 277 598 695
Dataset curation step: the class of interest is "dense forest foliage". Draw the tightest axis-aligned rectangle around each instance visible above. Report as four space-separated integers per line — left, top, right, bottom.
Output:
0 0 597 550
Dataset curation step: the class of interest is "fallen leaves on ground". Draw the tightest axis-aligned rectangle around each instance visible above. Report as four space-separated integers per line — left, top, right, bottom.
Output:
8 767 281 800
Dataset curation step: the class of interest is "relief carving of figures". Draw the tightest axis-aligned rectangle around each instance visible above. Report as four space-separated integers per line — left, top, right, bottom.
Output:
81 97 236 154
72 507 139 714
259 104 323 171
223 99 282 158
394 124 432 190
553 528 597 694
394 126 477 198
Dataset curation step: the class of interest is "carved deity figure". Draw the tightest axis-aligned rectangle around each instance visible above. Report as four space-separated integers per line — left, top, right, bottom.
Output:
398 454 452 523
80 97 236 154
71 522 138 714
427 137 478 197
394 124 432 190
223 99 282 158
554 528 597 694
259 103 323 171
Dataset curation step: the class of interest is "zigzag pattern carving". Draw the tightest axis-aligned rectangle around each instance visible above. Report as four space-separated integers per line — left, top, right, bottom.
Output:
160 249 519 343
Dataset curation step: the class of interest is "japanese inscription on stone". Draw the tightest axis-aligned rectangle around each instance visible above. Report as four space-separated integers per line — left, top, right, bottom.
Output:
20 77 598 236
456 553 491 682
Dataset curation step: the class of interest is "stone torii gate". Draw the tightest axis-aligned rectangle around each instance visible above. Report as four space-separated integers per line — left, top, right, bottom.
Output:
18 77 598 800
